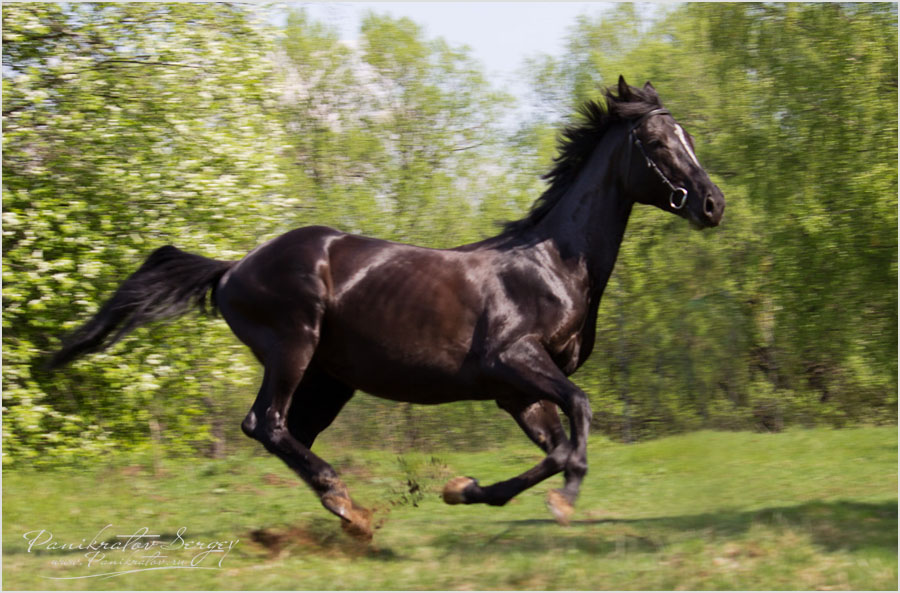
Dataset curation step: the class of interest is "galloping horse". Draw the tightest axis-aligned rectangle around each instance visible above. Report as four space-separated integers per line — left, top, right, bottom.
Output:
51 76 724 539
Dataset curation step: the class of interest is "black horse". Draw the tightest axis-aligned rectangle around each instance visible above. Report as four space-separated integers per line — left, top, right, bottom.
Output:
50 77 724 539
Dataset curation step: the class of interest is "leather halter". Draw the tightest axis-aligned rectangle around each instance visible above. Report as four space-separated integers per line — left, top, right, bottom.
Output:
624 108 688 210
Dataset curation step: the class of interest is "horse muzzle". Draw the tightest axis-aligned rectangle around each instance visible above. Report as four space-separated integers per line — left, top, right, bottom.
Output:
687 184 724 229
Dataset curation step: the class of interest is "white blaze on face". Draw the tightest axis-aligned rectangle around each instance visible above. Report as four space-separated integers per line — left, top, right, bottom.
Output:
674 124 701 168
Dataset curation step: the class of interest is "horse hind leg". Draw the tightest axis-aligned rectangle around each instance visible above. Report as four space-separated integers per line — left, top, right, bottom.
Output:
284 367 372 539
287 365 354 448
241 343 372 540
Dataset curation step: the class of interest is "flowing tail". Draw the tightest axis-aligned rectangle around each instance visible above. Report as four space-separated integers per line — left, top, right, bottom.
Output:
48 245 236 369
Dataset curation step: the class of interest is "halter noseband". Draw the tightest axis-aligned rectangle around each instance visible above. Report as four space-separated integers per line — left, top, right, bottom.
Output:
625 108 688 210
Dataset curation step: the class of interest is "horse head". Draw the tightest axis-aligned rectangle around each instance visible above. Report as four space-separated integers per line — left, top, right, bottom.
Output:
615 76 725 228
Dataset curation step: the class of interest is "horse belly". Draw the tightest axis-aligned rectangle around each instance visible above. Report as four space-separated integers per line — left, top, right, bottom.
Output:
316 279 493 402
314 344 494 404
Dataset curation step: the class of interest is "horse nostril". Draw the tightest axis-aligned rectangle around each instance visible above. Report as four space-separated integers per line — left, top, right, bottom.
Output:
704 195 717 216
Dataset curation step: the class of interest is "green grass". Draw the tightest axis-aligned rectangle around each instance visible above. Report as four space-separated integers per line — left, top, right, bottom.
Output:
3 427 897 590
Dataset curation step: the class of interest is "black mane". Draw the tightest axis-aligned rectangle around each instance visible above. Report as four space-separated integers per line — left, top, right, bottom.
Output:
502 82 664 235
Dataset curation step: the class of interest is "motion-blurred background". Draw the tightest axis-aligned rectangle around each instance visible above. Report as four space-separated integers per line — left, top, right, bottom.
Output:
3 3 897 467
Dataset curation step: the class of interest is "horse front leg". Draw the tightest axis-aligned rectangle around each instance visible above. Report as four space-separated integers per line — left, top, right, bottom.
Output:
442 339 591 524
498 399 570 454
442 441 572 506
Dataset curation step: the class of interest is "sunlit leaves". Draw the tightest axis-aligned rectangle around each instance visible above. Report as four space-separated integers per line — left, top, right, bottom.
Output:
3 4 283 465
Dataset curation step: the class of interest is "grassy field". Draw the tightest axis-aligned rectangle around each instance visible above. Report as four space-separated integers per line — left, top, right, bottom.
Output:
3 426 896 590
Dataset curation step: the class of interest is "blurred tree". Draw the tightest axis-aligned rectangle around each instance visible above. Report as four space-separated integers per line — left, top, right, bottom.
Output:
277 10 513 247
358 12 508 246
526 2 897 437
689 3 898 426
3 4 283 465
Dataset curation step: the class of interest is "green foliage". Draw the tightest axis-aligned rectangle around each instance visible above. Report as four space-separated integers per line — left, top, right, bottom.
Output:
3 4 279 465
277 9 514 246
525 3 898 441
2 4 896 465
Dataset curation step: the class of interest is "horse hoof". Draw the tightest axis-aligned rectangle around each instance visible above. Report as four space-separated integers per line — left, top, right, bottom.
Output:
546 489 574 526
442 476 477 505
323 492 373 541
340 514 373 541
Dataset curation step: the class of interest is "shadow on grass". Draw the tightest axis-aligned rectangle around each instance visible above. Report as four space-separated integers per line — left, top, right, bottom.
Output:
431 499 897 556
243 516 400 561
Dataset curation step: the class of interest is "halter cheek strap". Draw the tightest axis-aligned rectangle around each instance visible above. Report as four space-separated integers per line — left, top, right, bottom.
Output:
625 108 688 210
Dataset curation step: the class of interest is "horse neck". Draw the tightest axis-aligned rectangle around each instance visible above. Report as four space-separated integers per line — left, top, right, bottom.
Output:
531 126 634 295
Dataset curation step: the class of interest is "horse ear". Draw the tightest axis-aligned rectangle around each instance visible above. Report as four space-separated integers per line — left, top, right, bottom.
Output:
618 75 632 99
643 81 656 92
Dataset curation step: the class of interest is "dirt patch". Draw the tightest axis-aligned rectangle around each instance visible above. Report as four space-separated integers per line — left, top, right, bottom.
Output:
246 523 393 560
248 525 318 556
